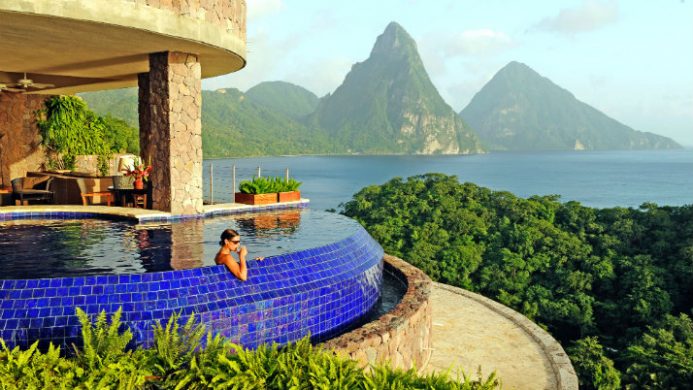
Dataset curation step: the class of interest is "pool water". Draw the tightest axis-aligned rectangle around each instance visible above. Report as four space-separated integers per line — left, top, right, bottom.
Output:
0 209 361 279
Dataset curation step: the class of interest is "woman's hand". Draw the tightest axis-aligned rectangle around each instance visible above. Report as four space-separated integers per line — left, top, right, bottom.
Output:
238 245 248 257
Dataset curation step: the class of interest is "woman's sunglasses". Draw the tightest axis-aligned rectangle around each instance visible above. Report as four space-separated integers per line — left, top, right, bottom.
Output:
230 239 241 244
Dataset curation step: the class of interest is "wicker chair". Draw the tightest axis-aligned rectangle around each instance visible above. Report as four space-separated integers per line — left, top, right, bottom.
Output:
11 177 54 205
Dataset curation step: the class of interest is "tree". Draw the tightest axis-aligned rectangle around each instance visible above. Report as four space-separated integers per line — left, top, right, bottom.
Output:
624 314 693 389
567 337 621 390
342 173 693 388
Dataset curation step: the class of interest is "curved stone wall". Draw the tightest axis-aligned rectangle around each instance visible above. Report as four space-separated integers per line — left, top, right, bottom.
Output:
0 0 246 54
133 0 246 40
0 224 383 350
324 254 433 371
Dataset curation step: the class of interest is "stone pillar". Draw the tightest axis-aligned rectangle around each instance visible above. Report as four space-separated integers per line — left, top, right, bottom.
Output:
140 51 203 215
0 93 48 187
137 73 152 163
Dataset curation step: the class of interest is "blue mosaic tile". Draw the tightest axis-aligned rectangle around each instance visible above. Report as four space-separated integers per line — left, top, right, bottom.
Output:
0 223 383 350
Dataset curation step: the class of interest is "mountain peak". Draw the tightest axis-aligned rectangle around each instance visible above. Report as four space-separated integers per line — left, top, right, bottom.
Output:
370 21 417 58
309 21 483 154
497 61 542 79
461 62 681 151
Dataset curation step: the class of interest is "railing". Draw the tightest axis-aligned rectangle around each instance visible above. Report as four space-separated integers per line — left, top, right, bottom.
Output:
202 162 297 205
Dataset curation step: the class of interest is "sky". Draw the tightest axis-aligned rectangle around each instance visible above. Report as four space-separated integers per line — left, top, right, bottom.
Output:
203 0 693 146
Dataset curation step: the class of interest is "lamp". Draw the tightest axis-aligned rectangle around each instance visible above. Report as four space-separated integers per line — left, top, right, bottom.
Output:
117 154 136 174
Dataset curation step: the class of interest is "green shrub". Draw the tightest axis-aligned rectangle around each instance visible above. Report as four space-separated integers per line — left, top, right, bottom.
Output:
239 176 302 194
0 309 500 389
36 95 139 176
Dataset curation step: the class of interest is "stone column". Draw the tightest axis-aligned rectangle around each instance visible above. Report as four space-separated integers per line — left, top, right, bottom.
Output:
0 93 48 187
140 51 203 215
137 73 152 163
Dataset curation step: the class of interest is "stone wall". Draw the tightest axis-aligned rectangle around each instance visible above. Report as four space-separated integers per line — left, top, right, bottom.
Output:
130 0 246 41
141 51 203 215
324 254 433 371
0 93 48 187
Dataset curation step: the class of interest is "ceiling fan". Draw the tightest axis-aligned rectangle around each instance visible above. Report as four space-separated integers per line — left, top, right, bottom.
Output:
1 73 55 92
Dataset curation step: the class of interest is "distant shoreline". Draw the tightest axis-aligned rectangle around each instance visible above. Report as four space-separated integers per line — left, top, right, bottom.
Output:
203 148 690 160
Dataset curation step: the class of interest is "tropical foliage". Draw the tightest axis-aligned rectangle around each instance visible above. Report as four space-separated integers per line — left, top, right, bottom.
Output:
36 96 139 175
0 309 500 389
342 173 693 389
239 176 302 194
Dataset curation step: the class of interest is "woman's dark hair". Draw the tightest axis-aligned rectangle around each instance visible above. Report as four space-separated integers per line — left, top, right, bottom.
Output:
219 229 239 246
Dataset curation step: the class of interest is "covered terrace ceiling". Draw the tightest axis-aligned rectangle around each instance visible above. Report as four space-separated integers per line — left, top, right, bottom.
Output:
0 2 246 95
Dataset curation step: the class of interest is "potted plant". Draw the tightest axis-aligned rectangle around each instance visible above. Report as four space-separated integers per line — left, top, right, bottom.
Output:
236 177 279 205
122 157 152 190
278 177 302 202
235 176 303 205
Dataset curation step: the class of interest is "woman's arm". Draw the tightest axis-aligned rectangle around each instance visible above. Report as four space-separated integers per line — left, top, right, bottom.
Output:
220 251 247 281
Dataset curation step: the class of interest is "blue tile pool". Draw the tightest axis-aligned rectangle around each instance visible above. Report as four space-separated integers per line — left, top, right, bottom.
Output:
0 209 385 349
0 209 359 278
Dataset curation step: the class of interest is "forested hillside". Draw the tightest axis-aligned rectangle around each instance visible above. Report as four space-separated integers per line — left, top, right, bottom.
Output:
81 88 337 157
343 174 693 389
199 88 336 157
245 81 319 120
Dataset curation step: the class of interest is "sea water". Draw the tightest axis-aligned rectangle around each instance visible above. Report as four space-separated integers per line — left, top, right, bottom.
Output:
203 150 693 211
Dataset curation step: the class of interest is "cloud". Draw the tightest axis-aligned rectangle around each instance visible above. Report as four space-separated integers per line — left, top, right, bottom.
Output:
284 57 354 97
534 0 618 35
444 65 500 110
443 29 515 57
202 28 295 92
247 0 284 20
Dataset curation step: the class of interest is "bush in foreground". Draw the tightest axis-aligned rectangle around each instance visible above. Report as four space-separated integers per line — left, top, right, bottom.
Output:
0 309 500 389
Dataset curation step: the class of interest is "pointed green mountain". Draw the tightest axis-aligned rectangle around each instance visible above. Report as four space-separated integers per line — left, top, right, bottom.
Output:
460 61 681 151
308 22 483 154
80 88 335 157
245 81 319 120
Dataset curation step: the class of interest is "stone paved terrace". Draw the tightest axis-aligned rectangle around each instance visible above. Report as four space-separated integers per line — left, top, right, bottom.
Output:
425 283 578 390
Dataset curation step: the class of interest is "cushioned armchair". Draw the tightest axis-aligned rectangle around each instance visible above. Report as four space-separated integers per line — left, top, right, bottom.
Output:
11 177 55 205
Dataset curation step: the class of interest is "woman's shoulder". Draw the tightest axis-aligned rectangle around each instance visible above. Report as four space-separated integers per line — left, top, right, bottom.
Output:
215 250 231 264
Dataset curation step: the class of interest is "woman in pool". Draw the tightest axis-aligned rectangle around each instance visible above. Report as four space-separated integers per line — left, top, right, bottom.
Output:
215 229 263 281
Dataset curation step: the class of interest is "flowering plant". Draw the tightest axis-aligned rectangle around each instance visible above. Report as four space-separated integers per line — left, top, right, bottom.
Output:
121 157 152 181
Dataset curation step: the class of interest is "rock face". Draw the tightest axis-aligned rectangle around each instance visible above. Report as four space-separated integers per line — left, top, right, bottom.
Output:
460 61 682 151
308 22 483 154
0 94 47 186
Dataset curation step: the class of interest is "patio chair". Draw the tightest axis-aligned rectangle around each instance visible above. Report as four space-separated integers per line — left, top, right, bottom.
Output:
11 177 54 205
76 178 112 206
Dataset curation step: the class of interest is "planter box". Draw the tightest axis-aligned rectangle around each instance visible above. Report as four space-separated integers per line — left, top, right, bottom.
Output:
234 192 277 205
278 191 301 203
